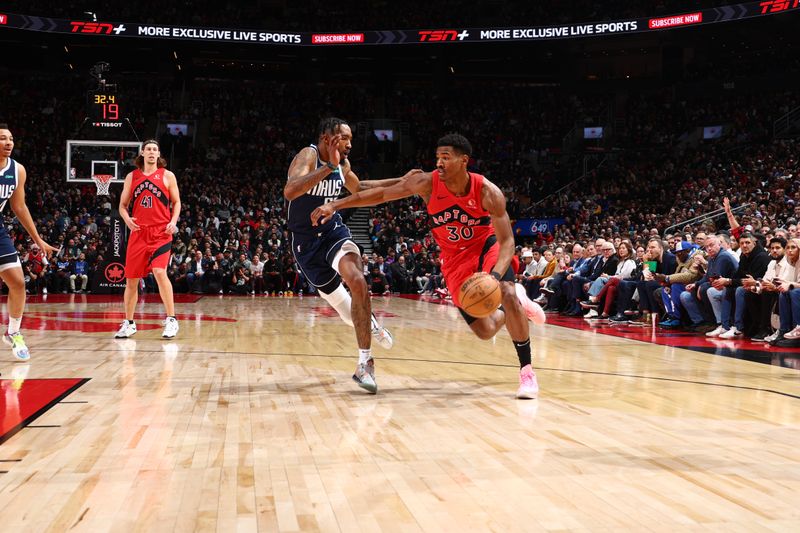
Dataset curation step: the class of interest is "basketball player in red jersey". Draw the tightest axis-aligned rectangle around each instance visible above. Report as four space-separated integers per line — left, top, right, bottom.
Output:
312 134 545 398
115 140 182 339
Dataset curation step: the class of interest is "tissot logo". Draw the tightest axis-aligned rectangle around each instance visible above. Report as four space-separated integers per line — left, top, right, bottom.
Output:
418 30 470 42
70 21 127 35
0 14 7 25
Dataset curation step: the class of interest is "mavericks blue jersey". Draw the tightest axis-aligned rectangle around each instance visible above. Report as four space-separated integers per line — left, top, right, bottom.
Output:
286 144 345 237
0 158 19 226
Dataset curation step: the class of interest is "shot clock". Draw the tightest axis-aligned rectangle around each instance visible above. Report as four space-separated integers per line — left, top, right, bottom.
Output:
88 91 123 125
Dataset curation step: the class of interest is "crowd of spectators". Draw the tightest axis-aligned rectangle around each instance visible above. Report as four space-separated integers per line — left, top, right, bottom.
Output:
1 54 797 316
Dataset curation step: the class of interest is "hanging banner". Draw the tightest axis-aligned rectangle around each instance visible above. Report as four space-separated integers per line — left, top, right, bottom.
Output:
0 2 797 46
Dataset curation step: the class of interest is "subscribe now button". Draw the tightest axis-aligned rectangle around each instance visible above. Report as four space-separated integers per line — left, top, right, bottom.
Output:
312 33 364 44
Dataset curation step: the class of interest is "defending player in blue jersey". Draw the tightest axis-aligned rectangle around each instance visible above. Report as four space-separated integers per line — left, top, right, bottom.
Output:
285 117 418 393
0 124 58 362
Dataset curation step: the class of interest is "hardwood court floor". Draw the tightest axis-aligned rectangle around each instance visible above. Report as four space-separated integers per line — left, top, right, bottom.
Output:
0 293 798 532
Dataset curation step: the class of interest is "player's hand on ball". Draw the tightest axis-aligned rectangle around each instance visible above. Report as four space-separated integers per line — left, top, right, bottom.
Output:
311 204 336 226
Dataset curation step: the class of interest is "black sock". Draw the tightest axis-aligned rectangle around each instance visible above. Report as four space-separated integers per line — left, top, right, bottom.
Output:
513 338 531 368
129 320 135 326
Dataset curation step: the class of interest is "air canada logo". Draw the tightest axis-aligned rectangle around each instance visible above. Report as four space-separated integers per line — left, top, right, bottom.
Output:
105 262 125 283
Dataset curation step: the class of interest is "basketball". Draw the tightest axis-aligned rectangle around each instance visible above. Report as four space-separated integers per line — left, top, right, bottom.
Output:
459 272 502 318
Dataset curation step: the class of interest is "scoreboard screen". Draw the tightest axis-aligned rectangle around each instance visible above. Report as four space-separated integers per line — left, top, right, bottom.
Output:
88 91 123 126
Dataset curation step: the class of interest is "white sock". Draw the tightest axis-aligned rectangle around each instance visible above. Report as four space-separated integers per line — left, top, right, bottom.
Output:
358 348 372 365
318 284 353 327
8 316 21 335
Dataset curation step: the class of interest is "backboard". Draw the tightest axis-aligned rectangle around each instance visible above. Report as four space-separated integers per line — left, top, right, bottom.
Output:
66 140 142 183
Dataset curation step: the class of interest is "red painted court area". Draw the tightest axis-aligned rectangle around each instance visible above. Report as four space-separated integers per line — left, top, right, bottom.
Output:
0 378 88 445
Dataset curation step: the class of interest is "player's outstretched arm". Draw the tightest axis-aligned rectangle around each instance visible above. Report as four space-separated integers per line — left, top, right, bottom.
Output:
482 178 515 279
118 172 140 231
9 164 58 255
284 136 341 201
342 161 421 193
311 170 430 226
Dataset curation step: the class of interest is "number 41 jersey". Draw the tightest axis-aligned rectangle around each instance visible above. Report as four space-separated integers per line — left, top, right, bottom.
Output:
427 170 495 262
131 168 171 227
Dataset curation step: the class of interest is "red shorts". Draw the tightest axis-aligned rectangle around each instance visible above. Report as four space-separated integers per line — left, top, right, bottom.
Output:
125 225 173 279
443 236 519 308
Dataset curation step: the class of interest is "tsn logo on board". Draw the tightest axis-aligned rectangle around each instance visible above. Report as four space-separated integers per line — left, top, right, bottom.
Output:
70 21 127 35
418 29 470 42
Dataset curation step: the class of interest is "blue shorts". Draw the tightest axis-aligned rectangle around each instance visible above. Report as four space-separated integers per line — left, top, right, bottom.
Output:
0 226 20 270
291 223 356 294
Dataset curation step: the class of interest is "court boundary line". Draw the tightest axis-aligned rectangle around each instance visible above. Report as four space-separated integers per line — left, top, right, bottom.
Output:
45 346 800 400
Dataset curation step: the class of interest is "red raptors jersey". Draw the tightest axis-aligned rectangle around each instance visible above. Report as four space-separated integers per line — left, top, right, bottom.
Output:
131 168 171 226
427 170 495 264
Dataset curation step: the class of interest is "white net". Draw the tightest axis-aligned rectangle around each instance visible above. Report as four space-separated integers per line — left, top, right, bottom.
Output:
92 174 115 195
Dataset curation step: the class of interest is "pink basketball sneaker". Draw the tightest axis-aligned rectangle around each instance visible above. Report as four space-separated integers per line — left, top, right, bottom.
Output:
516 364 539 399
515 283 546 325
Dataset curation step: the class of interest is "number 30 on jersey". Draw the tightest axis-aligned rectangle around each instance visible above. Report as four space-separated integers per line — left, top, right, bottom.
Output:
445 225 473 241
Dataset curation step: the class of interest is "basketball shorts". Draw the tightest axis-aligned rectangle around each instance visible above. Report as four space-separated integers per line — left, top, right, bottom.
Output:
0 226 20 272
442 235 518 324
291 223 358 294
125 225 173 279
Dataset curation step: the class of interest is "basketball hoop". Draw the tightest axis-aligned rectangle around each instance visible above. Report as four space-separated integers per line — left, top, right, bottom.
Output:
92 174 115 196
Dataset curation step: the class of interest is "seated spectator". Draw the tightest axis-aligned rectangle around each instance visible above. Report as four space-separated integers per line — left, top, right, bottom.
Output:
712 232 770 338
368 266 390 295
654 241 703 328
583 240 637 319
678 235 739 332
262 252 282 294
770 238 800 347
230 265 251 295
249 254 265 294
744 237 786 341
611 237 678 324
389 255 414 293
70 252 89 293
565 240 618 317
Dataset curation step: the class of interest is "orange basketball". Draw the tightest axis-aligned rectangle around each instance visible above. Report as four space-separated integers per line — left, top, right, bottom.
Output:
459 272 502 318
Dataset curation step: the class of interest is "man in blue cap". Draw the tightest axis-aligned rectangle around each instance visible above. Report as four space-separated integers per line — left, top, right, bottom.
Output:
654 240 704 329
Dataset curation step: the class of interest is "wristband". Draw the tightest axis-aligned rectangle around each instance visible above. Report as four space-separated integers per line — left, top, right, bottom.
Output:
490 271 502 281
325 161 336 171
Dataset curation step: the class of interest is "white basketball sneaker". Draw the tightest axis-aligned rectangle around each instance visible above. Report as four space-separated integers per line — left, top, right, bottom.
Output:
114 320 137 339
371 324 394 349
4 332 30 361
370 314 393 349
162 317 179 339
353 357 377 394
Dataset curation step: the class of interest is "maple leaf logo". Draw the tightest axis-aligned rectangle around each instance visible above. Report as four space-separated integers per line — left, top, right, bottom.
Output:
105 262 125 283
